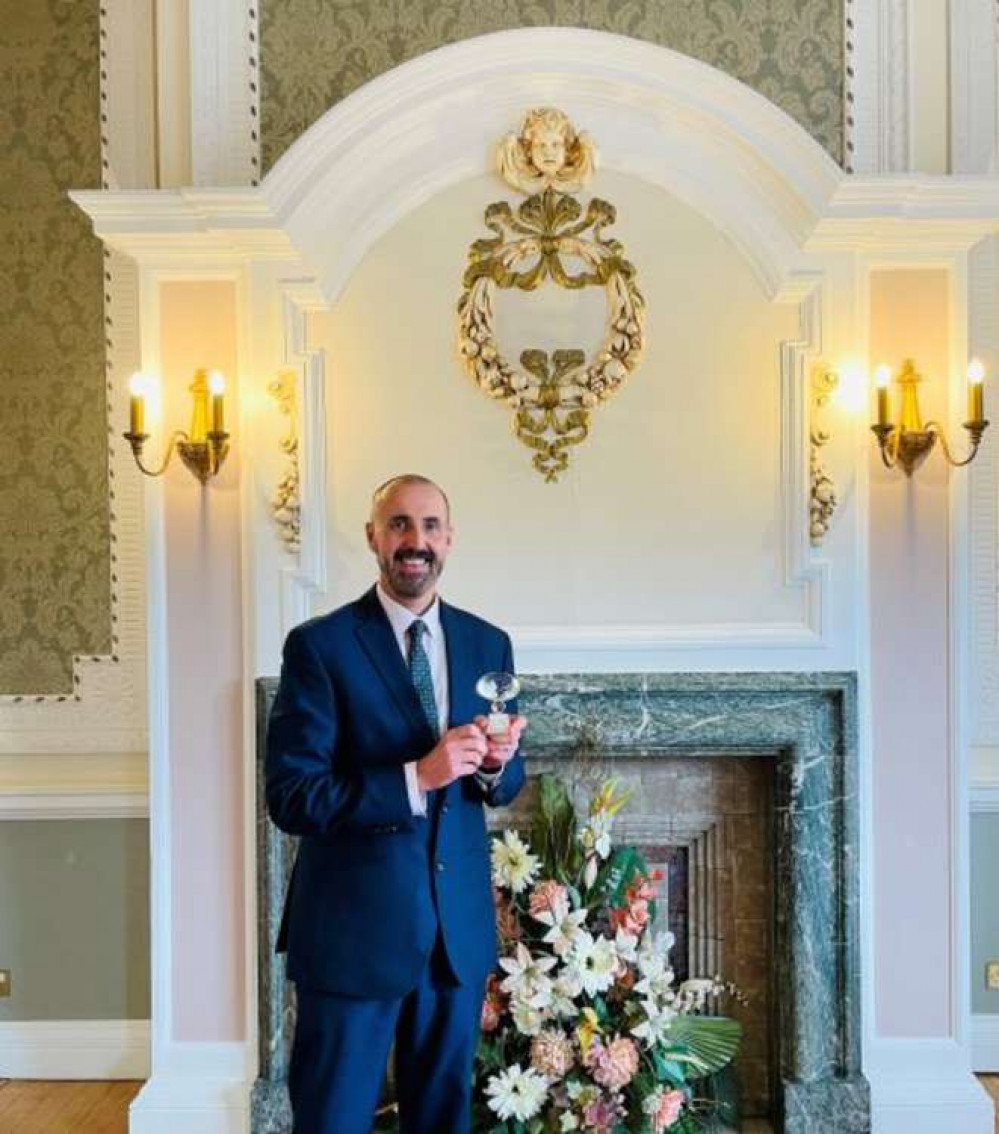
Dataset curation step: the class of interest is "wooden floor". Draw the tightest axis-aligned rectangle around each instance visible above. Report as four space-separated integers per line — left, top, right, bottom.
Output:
0 1081 142 1134
0 1078 994 1132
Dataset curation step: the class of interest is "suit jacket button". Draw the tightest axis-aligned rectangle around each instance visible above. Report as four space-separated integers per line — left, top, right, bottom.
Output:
440 803 449 815
436 861 445 872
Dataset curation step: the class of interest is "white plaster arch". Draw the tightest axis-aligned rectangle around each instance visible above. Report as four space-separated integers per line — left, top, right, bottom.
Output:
262 27 843 303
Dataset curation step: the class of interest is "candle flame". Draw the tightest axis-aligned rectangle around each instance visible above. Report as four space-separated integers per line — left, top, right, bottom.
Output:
968 359 986 385
209 370 226 395
129 371 148 397
874 365 892 389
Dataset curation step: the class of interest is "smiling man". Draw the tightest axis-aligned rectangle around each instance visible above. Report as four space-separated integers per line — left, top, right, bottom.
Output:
266 474 527 1134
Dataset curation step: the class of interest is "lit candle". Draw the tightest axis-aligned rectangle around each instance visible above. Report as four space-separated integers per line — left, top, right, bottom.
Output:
128 372 146 436
968 359 985 423
209 371 226 434
874 364 892 427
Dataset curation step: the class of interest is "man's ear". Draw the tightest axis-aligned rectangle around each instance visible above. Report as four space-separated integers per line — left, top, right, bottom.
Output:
365 521 375 551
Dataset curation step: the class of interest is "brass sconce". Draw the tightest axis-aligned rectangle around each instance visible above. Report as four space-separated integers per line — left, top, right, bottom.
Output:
123 368 230 484
871 358 989 476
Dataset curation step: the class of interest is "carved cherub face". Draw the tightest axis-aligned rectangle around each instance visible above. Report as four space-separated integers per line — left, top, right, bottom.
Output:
524 112 571 177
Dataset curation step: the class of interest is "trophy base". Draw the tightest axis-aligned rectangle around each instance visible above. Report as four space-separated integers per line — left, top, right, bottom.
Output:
486 712 510 738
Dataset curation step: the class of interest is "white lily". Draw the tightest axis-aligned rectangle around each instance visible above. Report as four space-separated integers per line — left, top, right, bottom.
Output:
499 942 557 1008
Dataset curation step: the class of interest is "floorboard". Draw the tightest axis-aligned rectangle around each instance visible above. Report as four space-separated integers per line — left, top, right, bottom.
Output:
0 1078 990 1133
0 1081 142 1134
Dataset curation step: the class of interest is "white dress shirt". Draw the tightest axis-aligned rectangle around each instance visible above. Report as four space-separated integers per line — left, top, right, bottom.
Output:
375 583 500 816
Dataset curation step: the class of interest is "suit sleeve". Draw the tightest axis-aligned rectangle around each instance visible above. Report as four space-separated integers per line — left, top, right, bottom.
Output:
265 627 414 836
475 632 526 808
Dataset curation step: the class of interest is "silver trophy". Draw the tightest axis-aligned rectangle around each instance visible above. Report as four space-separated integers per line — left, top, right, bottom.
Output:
475 671 521 737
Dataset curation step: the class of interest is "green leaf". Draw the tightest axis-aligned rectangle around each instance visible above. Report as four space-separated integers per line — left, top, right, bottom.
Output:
662 1016 743 1077
653 1053 689 1086
530 774 580 880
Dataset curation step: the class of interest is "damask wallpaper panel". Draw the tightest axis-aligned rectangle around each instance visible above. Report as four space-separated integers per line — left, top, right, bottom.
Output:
0 0 110 693
260 0 845 172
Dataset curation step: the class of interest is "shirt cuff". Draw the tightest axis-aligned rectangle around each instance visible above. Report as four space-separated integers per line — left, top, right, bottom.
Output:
475 763 505 788
404 761 427 816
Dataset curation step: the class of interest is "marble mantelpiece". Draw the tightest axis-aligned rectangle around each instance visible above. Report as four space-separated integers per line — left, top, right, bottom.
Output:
252 671 870 1134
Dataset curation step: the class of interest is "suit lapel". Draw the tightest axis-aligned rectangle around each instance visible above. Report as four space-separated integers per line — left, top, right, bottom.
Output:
353 588 435 743
440 600 478 729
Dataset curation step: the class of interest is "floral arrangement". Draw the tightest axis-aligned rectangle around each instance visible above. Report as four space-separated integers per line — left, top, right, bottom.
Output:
474 775 742 1134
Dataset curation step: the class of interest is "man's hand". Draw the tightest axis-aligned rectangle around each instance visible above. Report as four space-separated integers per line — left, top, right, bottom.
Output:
474 713 527 772
416 724 489 792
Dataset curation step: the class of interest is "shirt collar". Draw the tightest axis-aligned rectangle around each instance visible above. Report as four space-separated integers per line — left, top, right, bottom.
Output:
375 582 442 641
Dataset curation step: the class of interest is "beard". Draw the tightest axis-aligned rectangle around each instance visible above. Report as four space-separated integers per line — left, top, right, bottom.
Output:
380 549 443 599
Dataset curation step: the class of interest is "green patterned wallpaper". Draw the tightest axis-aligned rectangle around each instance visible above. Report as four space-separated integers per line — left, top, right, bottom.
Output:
0 1 110 694
260 0 845 172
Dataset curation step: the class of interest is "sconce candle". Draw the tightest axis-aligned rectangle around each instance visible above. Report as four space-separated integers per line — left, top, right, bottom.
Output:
128 372 146 436
209 371 226 434
968 359 986 423
121 367 231 484
874 364 892 427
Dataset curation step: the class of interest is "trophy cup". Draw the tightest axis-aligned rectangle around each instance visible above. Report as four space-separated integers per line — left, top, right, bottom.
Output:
475 672 521 738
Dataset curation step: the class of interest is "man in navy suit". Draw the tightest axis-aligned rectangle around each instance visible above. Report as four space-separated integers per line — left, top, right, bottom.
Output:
266 474 527 1134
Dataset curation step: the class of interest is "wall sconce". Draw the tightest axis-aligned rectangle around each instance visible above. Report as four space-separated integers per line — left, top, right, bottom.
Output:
124 369 230 484
871 358 989 476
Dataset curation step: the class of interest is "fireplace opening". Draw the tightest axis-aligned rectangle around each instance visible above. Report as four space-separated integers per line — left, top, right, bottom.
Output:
502 753 778 1129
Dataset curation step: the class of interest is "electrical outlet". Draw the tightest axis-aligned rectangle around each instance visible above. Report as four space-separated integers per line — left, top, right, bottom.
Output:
988 961 999 991
0 970 10 998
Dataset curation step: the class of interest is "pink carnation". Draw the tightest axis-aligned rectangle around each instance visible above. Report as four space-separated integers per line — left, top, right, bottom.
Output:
528 879 567 917
652 1088 686 1131
584 1036 639 1091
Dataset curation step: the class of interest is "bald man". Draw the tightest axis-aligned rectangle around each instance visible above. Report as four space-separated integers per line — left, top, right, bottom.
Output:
266 475 527 1134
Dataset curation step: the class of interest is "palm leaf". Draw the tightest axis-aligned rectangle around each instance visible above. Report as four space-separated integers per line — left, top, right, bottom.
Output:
662 1015 743 1077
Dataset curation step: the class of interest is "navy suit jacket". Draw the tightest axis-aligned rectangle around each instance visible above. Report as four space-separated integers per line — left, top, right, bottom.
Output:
266 586 526 999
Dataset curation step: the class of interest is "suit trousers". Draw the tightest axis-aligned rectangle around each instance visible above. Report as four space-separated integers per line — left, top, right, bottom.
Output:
289 936 485 1134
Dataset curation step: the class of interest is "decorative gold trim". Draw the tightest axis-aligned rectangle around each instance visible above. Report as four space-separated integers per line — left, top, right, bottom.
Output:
457 108 646 482
809 365 839 546
268 370 300 553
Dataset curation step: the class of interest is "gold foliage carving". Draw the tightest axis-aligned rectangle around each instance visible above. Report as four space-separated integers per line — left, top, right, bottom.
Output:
457 109 645 481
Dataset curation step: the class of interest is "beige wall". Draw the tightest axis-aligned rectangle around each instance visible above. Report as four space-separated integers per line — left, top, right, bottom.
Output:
160 281 246 1042
311 172 802 630
869 268 953 1036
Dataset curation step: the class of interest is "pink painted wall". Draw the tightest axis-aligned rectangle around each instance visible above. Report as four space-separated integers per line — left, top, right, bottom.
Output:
161 281 246 1042
870 269 953 1037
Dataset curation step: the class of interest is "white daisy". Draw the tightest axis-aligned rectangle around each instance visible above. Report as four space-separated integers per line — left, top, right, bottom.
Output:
566 932 618 998
485 1064 549 1122
491 830 542 894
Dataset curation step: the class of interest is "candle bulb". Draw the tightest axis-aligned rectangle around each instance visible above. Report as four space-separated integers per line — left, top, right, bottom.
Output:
128 372 146 436
874 364 892 427
968 359 985 423
209 371 226 434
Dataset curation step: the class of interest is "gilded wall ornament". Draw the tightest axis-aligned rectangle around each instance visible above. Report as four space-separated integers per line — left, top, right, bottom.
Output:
268 371 301 554
809 365 839 546
457 108 646 481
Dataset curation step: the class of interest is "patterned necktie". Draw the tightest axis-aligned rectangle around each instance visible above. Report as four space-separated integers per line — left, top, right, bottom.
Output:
408 619 439 737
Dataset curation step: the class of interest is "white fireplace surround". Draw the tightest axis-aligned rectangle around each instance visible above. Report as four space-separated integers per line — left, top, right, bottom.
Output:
70 26 999 1134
